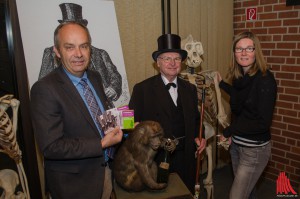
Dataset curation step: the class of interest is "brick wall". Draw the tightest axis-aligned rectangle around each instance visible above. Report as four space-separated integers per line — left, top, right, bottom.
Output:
233 0 300 188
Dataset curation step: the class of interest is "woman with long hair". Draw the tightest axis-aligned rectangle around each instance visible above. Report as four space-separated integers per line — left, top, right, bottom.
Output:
217 31 277 199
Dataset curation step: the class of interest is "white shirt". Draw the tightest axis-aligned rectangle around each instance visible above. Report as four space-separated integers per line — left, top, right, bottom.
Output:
161 75 178 106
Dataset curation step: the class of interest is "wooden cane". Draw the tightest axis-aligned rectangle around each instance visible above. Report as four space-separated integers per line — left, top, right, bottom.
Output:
194 82 206 199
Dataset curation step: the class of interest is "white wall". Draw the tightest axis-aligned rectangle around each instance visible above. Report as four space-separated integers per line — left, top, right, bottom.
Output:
16 0 130 107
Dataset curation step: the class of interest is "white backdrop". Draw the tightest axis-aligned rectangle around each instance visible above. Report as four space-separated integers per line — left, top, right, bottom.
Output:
16 0 130 107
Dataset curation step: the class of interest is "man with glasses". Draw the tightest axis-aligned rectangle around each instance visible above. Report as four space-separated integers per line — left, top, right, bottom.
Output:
129 34 206 193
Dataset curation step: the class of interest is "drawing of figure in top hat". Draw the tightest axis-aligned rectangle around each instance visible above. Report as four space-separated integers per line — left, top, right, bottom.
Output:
39 3 122 102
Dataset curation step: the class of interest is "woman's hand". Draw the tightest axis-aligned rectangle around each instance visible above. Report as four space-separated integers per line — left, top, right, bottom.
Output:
219 134 231 145
217 134 231 150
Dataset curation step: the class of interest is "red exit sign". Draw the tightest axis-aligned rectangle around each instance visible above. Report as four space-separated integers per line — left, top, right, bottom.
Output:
246 7 257 21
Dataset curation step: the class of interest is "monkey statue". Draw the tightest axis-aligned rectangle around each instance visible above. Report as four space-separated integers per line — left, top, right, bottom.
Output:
113 121 168 192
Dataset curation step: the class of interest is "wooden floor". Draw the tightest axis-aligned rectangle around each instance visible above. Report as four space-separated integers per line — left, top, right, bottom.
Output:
199 164 278 199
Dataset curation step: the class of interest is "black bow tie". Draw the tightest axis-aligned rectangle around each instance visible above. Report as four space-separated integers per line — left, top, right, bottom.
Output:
166 82 177 90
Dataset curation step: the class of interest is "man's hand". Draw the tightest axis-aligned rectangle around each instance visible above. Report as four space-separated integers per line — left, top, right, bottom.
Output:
101 126 123 148
195 137 206 155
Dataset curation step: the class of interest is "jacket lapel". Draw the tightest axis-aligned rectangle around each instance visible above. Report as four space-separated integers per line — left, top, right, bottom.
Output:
153 75 173 119
88 70 113 110
178 78 193 124
56 67 100 136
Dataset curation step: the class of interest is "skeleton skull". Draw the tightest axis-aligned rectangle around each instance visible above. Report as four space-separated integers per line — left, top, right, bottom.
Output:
181 35 204 68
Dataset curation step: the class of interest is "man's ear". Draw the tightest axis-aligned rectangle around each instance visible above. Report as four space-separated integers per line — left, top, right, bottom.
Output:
53 47 61 58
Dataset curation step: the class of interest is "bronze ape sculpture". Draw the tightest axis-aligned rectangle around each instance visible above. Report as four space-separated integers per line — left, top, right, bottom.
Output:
113 121 167 192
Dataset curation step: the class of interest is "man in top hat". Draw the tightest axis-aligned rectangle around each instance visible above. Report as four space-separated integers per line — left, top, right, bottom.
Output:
129 34 206 192
39 3 122 102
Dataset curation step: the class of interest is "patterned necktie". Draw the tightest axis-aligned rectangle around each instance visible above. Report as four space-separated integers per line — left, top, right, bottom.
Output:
79 78 114 159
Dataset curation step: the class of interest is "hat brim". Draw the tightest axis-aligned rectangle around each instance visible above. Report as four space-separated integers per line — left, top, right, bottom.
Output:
58 19 88 26
152 49 187 61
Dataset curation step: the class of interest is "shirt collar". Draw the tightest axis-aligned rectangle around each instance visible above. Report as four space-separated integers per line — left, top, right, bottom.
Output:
161 75 177 86
63 67 87 86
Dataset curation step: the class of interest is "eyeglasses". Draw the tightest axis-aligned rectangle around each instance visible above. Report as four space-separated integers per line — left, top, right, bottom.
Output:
235 47 255 53
158 56 182 63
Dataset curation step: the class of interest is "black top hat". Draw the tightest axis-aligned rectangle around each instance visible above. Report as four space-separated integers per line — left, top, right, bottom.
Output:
152 34 187 61
58 3 88 26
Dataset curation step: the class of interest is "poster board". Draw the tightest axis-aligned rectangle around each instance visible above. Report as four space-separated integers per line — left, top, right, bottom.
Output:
16 0 130 107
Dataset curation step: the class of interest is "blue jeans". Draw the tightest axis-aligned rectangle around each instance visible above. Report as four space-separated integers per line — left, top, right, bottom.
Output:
229 141 271 199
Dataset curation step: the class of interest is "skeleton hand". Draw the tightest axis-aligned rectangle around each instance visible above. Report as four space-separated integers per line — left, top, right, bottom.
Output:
161 138 177 153
217 135 231 150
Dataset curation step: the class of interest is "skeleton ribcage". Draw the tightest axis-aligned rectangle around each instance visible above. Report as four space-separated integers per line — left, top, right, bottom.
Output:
181 70 231 142
0 107 22 162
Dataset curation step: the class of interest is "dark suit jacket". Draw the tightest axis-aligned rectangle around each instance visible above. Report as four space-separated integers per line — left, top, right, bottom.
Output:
129 74 200 192
30 66 113 199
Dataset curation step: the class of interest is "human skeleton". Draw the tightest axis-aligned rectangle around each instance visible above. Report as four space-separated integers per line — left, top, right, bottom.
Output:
180 35 229 199
0 95 30 199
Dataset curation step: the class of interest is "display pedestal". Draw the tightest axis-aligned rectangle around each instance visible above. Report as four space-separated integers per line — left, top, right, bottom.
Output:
113 173 193 199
